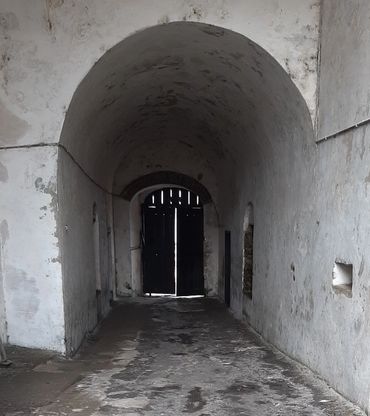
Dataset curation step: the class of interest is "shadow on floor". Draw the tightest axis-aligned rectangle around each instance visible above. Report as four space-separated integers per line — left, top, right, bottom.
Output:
0 297 365 415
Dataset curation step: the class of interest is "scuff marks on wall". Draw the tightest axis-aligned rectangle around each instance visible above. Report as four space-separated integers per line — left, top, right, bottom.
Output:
0 12 15 95
0 99 30 145
0 12 19 32
358 257 365 278
5 265 40 320
0 248 6 343
44 0 64 36
181 0 230 22
280 6 322 118
0 161 8 182
182 4 204 21
0 220 8 342
44 0 96 44
0 220 9 243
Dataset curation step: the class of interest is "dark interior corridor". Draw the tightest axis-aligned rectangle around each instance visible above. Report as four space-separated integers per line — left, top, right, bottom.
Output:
1 2 370 413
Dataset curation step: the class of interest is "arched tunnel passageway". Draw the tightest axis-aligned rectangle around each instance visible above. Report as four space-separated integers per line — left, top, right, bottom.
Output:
3 2 370 413
58 21 314 355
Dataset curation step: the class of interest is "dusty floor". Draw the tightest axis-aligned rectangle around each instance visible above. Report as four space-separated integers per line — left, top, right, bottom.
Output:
0 298 365 415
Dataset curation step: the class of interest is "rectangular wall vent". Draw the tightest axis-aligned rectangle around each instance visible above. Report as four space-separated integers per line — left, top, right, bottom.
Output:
332 261 353 297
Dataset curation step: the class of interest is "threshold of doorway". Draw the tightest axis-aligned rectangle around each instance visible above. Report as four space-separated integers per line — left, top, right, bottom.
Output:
144 293 205 299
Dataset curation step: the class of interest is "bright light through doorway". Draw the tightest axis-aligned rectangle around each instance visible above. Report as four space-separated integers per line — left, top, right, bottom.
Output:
174 207 178 296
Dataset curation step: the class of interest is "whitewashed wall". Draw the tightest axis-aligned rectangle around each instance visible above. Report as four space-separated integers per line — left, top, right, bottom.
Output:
0 147 64 351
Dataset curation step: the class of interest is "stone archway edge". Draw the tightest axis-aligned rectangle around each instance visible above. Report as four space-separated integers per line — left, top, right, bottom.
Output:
121 171 212 203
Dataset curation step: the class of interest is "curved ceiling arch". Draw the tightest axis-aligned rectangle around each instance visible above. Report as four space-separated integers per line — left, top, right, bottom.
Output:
59 21 314 201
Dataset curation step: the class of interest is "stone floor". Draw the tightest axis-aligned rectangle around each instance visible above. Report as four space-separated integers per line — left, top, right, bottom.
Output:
0 297 365 415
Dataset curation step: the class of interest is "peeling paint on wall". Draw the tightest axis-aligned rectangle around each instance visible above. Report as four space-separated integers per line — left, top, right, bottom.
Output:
0 219 8 343
0 146 65 352
34 177 58 213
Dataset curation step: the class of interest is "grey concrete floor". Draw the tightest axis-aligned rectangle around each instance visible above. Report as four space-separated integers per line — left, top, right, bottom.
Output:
0 298 365 415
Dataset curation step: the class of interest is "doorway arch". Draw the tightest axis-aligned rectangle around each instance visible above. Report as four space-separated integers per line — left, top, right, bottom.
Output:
114 177 220 299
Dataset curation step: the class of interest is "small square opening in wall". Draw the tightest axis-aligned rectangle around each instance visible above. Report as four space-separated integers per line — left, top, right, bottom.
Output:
332 261 353 297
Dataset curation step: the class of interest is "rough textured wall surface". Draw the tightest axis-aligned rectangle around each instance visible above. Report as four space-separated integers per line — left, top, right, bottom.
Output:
318 0 370 139
0 147 64 351
307 129 370 411
58 149 113 355
113 197 131 297
313 1 370 409
0 210 7 343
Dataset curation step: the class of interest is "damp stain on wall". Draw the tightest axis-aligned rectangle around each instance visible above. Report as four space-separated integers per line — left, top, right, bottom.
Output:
5 265 40 320
0 99 30 145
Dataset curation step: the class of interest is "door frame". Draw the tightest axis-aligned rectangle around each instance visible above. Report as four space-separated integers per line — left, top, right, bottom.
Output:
116 183 220 297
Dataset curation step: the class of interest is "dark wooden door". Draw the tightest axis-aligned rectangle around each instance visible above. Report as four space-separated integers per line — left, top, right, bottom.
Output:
143 201 175 294
177 203 204 296
224 230 231 307
142 188 204 296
